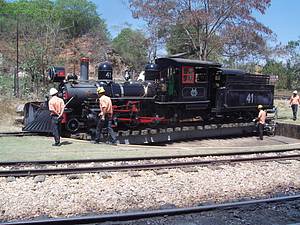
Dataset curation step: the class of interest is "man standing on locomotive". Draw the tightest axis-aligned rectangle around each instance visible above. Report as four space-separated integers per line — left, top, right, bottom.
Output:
289 90 300 121
48 88 65 146
94 87 117 145
254 105 266 140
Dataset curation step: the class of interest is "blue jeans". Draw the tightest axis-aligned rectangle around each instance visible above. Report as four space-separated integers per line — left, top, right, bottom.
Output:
95 116 116 143
51 115 61 144
291 104 298 120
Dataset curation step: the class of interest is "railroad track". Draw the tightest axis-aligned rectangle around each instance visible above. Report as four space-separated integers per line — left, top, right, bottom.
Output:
1 153 299 177
2 194 299 225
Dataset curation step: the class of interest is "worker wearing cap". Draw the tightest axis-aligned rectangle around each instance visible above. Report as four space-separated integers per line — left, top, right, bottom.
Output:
94 87 117 145
48 88 65 146
289 90 300 121
255 105 266 140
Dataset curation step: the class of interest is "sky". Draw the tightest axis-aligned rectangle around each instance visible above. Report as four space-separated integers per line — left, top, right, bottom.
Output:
95 0 300 45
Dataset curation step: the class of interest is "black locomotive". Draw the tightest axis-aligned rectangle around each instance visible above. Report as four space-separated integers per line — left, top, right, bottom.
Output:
23 57 274 134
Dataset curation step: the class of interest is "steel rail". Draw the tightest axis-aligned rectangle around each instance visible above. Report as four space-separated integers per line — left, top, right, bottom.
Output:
0 148 299 166
0 154 299 177
2 194 300 225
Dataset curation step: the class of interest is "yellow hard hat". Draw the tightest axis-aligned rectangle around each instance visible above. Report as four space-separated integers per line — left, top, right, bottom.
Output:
257 105 263 109
97 87 105 94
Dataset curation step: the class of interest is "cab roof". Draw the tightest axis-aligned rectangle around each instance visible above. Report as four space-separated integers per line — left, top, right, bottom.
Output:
155 57 222 68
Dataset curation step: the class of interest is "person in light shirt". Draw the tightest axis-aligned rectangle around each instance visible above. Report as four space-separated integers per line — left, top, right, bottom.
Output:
48 88 65 146
254 105 266 140
93 87 117 145
289 90 300 121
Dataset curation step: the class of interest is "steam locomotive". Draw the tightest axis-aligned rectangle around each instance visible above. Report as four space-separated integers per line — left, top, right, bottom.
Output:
23 57 274 134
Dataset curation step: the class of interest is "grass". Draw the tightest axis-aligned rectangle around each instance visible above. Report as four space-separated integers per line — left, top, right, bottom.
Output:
274 99 300 125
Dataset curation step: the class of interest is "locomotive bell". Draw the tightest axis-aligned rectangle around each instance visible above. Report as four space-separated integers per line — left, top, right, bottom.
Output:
98 62 113 80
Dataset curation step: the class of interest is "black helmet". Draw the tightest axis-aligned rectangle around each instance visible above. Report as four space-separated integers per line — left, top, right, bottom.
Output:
98 62 113 80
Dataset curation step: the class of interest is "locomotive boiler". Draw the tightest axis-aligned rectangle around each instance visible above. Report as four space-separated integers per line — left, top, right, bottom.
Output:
23 57 274 135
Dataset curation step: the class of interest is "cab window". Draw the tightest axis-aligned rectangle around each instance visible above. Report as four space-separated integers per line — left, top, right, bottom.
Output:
182 66 195 84
195 67 208 83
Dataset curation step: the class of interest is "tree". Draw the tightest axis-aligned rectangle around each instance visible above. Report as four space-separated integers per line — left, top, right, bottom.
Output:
285 39 300 89
54 0 108 38
112 28 148 71
130 0 273 61
0 0 6 8
262 60 289 89
0 0 110 97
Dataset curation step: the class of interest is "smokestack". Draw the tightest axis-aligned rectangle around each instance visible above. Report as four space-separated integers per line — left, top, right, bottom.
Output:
80 57 89 80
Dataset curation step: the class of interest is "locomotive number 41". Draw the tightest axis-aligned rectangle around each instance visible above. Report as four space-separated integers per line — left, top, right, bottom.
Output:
246 93 254 104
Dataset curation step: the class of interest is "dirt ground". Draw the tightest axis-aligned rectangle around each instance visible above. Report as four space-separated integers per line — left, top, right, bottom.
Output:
0 97 24 132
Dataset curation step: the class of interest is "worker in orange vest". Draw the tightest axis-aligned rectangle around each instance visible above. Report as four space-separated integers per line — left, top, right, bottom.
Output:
48 88 65 146
289 90 300 121
94 87 117 145
254 105 267 140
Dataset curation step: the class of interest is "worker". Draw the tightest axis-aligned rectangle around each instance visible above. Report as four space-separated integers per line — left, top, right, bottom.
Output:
254 105 267 140
94 87 117 145
48 88 65 146
289 90 300 121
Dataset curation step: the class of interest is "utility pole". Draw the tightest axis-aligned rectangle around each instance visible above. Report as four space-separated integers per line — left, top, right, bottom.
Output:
16 14 19 98
13 14 19 98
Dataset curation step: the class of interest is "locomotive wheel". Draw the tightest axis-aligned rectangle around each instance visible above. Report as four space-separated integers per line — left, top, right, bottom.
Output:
66 118 80 133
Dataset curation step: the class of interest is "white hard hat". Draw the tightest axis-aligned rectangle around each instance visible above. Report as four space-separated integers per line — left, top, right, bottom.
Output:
49 88 58 96
293 90 297 94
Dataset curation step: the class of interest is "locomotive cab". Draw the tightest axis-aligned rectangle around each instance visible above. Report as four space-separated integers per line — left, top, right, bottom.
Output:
154 58 221 119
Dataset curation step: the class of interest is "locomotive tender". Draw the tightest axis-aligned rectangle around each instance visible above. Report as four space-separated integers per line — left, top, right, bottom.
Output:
23 57 274 134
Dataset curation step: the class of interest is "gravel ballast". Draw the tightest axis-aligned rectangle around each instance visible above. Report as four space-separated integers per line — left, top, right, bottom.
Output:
0 160 299 222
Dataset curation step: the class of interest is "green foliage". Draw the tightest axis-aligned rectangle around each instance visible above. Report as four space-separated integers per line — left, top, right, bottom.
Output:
166 24 190 56
285 39 300 89
0 0 6 8
262 60 290 89
54 0 108 38
1 0 109 39
112 28 148 71
0 0 110 98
